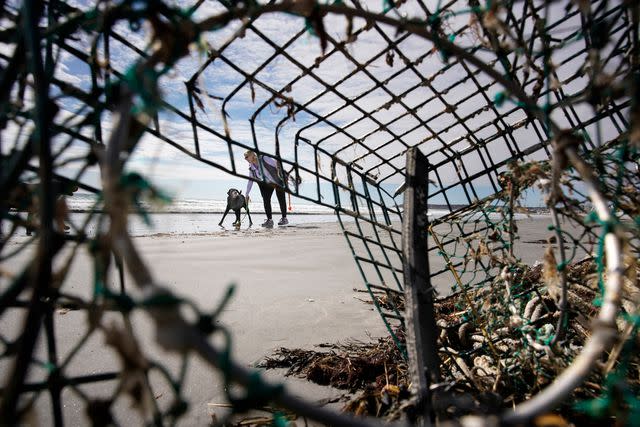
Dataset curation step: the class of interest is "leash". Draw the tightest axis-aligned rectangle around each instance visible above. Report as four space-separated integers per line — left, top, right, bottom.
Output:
241 197 250 223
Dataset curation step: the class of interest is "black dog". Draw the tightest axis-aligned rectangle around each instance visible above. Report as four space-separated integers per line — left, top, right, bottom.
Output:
219 188 252 227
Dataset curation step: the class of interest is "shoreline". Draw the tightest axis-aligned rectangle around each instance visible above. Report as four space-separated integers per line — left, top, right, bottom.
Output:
66 209 338 215
3 211 556 239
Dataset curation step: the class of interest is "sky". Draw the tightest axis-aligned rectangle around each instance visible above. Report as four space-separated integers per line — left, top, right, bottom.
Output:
0 0 631 209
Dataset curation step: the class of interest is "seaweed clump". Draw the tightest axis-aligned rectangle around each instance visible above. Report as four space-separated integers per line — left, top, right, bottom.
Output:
258 332 411 419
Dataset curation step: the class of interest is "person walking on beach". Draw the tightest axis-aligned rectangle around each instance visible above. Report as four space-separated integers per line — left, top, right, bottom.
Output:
244 150 288 228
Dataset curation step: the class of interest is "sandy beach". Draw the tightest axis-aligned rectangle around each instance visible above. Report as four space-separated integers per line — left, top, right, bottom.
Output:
0 215 589 425
1 221 390 425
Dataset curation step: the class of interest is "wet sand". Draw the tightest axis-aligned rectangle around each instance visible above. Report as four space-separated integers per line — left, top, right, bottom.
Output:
1 222 387 425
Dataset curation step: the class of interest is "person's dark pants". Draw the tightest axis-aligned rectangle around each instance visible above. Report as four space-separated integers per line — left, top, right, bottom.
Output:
258 182 287 220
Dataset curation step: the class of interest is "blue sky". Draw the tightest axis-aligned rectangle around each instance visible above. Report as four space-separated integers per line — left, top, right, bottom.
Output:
0 0 628 209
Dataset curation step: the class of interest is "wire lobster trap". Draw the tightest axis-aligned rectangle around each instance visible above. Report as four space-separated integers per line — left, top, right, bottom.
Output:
0 0 639 425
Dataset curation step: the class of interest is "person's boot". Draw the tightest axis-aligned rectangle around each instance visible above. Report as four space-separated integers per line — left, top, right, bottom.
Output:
261 219 274 228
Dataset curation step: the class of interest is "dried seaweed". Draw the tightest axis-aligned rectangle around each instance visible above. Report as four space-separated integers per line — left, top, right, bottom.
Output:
259 334 411 419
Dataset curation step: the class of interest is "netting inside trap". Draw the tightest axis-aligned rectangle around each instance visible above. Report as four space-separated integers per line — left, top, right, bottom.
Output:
1 0 639 424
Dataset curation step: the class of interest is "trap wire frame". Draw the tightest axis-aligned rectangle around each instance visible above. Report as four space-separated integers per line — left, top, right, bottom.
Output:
0 0 639 425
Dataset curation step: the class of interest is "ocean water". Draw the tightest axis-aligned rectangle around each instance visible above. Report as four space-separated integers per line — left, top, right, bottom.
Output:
59 194 400 236
66 193 337 215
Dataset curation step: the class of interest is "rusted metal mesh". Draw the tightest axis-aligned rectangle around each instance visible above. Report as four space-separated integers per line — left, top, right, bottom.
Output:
0 0 639 425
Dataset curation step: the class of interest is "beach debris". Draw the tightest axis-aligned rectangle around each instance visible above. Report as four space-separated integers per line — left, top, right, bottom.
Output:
264 255 640 423
353 288 405 312
258 332 410 420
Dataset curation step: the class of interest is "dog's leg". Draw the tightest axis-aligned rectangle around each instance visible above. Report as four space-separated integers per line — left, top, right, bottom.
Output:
233 209 241 226
219 207 230 226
